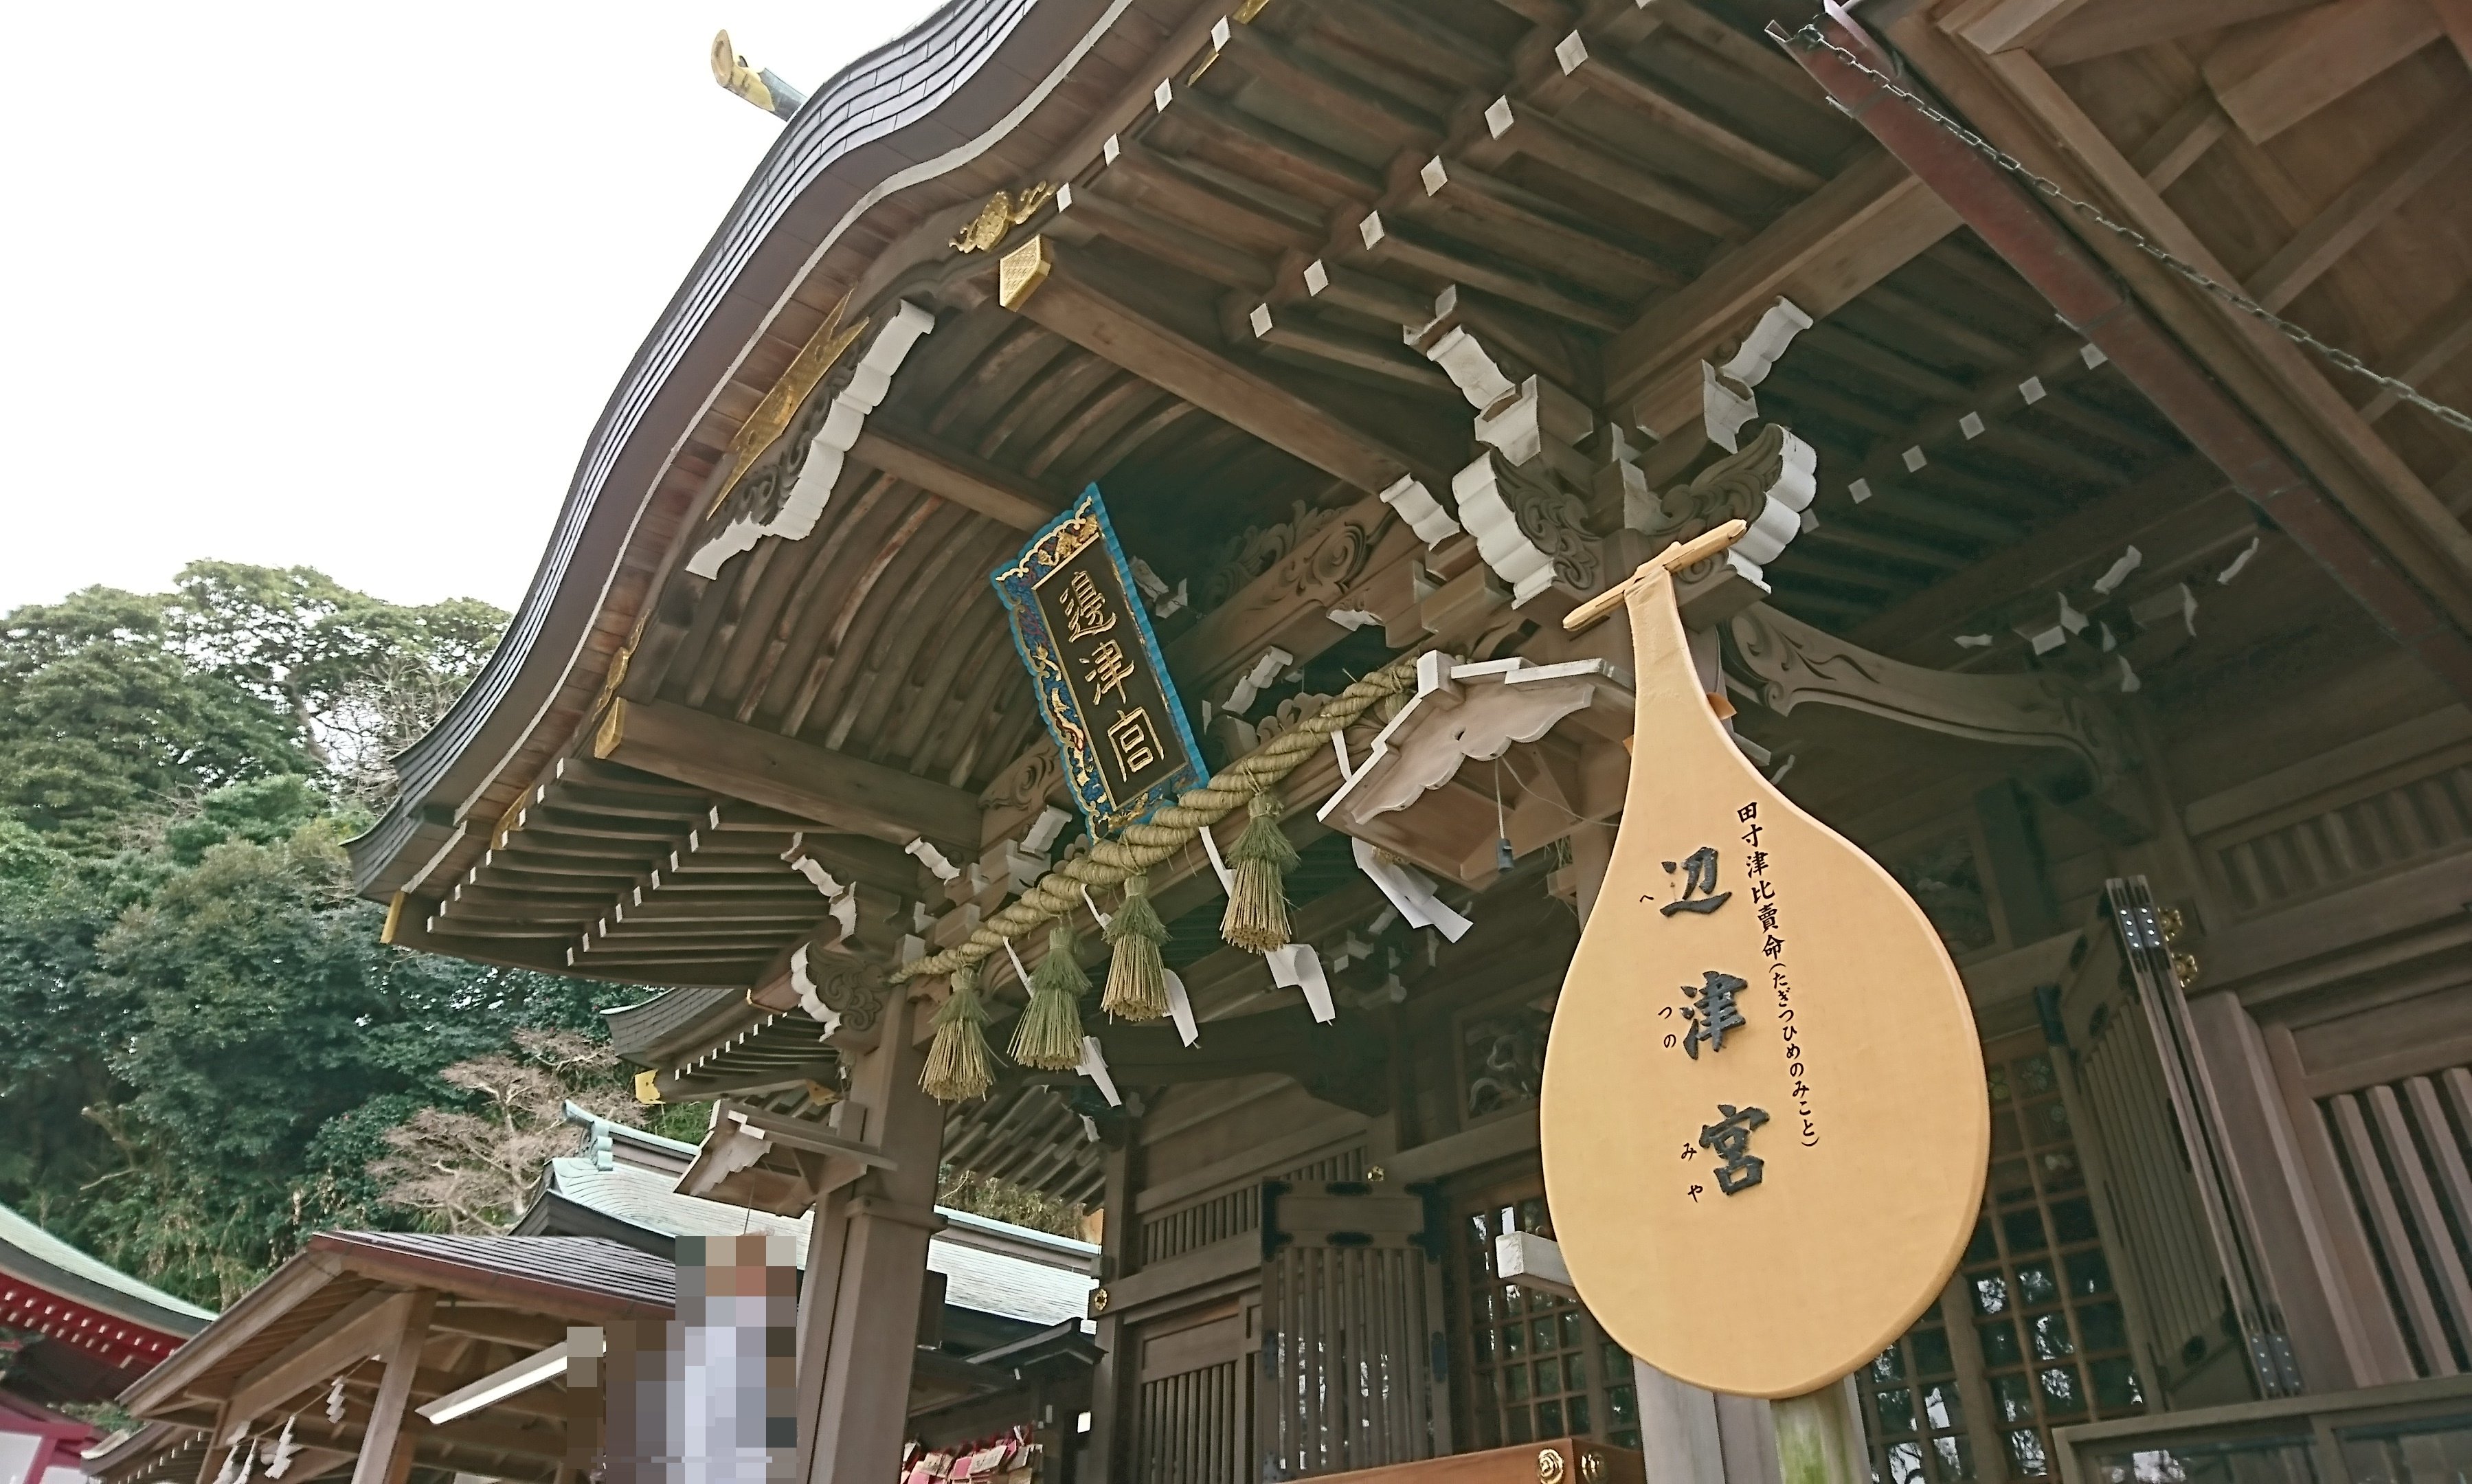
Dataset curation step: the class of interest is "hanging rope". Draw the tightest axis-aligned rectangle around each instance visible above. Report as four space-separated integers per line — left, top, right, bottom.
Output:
894 647 1429 987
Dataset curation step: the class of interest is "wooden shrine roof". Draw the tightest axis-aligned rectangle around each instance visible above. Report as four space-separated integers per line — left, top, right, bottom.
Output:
346 2 2468 1241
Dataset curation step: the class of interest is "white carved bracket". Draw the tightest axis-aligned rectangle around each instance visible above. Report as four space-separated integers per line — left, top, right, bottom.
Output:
1319 652 1632 829
1453 450 1604 607
688 299 939 578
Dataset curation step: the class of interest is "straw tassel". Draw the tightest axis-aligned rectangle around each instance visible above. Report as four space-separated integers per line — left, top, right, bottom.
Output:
1102 873 1171 1022
919 965 996 1103
1009 923 1090 1071
1221 790 1298 952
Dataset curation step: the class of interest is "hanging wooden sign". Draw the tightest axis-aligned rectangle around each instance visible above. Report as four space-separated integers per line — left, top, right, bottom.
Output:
1540 523 1988 1399
992 485 1205 834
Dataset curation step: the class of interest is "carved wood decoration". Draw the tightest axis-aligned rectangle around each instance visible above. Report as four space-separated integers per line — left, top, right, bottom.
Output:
1454 450 1604 607
689 301 939 578
1321 653 1631 829
1727 603 2131 787
1623 423 1819 581
1542 551 1988 1399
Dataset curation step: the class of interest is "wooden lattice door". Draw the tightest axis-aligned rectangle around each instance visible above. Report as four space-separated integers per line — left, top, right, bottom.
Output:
1256 1180 1453 1480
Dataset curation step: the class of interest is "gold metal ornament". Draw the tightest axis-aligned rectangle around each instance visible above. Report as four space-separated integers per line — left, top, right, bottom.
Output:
1537 1448 1566 1484
1578 1450 1605 1483
710 32 778 114
707 291 870 518
1088 1286 1111 1316
1000 236 1055 311
951 183 1057 254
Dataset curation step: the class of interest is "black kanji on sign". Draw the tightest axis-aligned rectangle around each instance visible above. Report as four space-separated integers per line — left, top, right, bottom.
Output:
1680 971 1748 1059
1660 846 1732 916
1700 1103 1771 1195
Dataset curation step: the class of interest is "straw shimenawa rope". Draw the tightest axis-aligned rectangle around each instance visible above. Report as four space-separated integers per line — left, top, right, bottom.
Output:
894 648 1428 988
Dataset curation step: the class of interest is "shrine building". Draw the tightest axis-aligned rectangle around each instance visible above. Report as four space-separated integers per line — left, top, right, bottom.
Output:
148 1 2472 1482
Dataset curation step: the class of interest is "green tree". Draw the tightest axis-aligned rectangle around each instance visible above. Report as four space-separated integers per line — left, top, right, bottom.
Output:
0 567 644 1307
167 564 504 807
0 587 308 839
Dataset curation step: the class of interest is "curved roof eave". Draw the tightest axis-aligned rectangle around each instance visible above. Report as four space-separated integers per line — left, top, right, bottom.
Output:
348 0 1137 899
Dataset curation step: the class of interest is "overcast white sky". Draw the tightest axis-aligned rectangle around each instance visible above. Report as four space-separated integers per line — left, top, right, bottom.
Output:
0 1 946 617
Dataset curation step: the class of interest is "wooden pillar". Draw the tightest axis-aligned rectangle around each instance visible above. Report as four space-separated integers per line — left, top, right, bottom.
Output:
1079 1138 1134 1484
349 1292 434 1484
792 1185 855 1483
802 994 945 1484
2182 990 2401 1391
1769 1380 1866 1484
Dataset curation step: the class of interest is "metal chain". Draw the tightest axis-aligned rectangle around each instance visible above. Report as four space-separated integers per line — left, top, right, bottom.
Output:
1777 23 2472 437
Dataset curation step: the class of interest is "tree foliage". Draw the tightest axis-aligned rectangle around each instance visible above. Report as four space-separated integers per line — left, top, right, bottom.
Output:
0 565 641 1308
370 1030 642 1235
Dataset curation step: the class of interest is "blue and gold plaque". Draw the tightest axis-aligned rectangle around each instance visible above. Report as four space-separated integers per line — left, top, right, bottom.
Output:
991 486 1204 834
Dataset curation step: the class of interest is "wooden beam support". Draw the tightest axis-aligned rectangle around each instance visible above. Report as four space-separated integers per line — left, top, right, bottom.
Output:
2129 93 2231 191
1553 30 1824 189
2036 0 2321 68
1941 0 2101 54
346 1292 432 1484
1606 150 1957 420
1353 209 1627 331
1240 300 1457 397
848 421 1063 530
2200 0 2442 143
1408 154 1682 293
229 1291 418 1427
1047 179 1273 291
2249 113 2472 311
997 235 1435 491
1797 17 2472 698
2361 278 2472 423
1470 95 1746 240
1210 22 1443 153
594 697 978 848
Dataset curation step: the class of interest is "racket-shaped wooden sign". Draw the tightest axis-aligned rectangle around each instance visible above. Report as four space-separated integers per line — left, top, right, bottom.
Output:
1542 522 1988 1399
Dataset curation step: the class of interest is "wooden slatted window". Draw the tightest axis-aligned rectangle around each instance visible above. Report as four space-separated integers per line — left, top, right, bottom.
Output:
2317 1066 2472 1377
1450 1188 1639 1454
1964 1039 2147 1476
1139 1149 1364 1266
1133 1359 1243 1484
1858 1296 1975 1484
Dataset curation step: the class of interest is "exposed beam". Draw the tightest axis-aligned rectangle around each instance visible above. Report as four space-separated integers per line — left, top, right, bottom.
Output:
2199 0 2442 144
2361 278 2472 423
1468 95 1746 240
1211 22 1443 152
346 1292 431 1484
1047 179 1272 291
1943 36 2472 622
2250 113 2472 311
996 235 1436 491
1552 31 1823 189
2036 0 2322 67
1352 209 1627 330
2128 93 2231 190
1941 0 2102 53
849 422 1063 530
1852 455 2228 656
594 698 979 847
1606 149 1957 421
1241 301 1457 397
229 1291 418 1426
1411 155 1681 294
2438 0 2472 65
1795 18 2472 699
